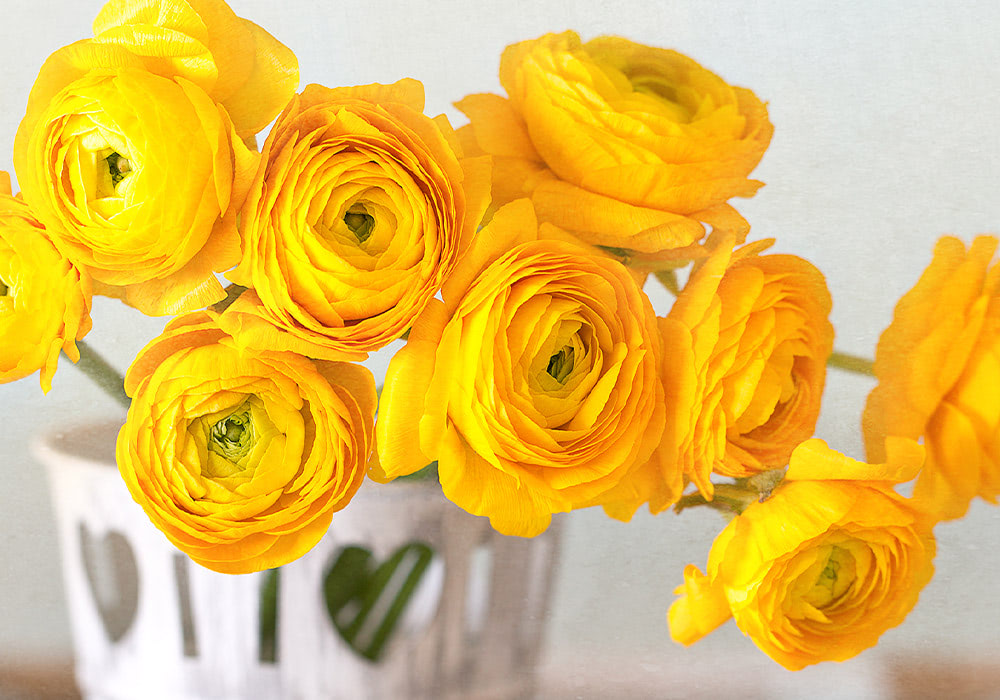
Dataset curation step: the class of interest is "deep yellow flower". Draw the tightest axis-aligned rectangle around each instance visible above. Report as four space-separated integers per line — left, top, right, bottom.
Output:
223 80 490 360
669 438 935 670
20 0 298 141
116 311 376 573
373 200 665 536
457 31 773 258
0 173 92 392
14 68 256 315
864 235 1000 520
600 234 833 518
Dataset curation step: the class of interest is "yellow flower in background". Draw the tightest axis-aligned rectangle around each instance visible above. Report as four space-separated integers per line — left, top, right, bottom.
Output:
14 68 256 316
669 438 935 670
457 31 773 260
19 0 298 142
599 234 833 518
0 173 92 392
116 311 376 574
373 200 665 537
864 235 1000 521
223 80 490 360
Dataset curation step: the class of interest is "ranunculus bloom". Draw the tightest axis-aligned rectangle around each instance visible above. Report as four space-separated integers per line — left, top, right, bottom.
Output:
600 234 833 518
223 80 490 360
373 200 665 536
19 0 298 141
14 68 255 315
863 235 1000 520
0 172 92 392
116 311 376 573
669 438 935 670
456 31 773 259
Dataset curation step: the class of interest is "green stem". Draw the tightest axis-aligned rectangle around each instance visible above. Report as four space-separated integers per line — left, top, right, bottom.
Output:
827 350 875 377
211 284 246 314
74 340 130 411
674 483 760 516
654 269 679 296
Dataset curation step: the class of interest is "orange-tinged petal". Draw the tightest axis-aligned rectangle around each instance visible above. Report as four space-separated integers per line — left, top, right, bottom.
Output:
863 235 1000 520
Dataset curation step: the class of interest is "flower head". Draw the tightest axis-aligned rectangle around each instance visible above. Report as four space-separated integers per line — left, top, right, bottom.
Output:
0 173 92 392
373 200 664 536
116 311 376 573
669 438 935 670
457 31 772 258
600 234 833 517
223 80 491 360
14 68 256 315
863 235 1000 520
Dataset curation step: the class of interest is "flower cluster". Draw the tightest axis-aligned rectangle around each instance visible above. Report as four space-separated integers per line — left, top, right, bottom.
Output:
3 0 995 671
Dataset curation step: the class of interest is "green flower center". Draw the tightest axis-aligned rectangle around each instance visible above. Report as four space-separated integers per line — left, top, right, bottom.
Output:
209 405 255 462
0 278 8 297
804 545 856 609
343 203 375 243
546 346 575 384
105 151 132 186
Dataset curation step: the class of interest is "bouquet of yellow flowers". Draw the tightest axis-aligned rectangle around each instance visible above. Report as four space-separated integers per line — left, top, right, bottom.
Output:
2 0 995 687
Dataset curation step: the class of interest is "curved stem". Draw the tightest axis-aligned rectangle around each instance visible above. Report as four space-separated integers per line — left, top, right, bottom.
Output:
827 350 875 377
73 340 130 411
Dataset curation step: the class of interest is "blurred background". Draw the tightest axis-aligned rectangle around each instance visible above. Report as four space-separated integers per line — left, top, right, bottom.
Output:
3 0 1000 697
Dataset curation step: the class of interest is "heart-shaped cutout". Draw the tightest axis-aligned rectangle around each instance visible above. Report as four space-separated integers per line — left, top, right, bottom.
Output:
78 524 139 643
323 542 436 662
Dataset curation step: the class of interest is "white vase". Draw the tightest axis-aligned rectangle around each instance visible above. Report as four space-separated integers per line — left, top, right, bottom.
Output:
36 421 561 700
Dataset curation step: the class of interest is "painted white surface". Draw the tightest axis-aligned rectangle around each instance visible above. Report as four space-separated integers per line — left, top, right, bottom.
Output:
2 0 1000 695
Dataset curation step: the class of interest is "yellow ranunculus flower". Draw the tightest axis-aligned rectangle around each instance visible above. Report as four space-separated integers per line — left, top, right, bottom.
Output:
14 68 256 315
600 234 833 518
223 80 490 360
20 0 298 142
116 310 376 573
669 438 935 670
373 200 665 537
456 31 773 259
0 173 92 392
863 235 1000 520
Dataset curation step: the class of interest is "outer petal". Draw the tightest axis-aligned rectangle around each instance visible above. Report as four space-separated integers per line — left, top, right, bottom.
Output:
668 564 733 646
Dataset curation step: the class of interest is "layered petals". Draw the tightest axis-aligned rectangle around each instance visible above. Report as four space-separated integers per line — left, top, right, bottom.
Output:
669 439 935 670
116 311 376 573
14 68 255 315
374 200 665 536
225 80 491 360
863 235 1000 520
603 234 833 517
0 175 92 391
18 0 298 142
457 31 772 256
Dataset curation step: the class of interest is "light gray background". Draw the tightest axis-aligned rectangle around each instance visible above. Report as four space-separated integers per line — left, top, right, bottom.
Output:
2 1 1000 697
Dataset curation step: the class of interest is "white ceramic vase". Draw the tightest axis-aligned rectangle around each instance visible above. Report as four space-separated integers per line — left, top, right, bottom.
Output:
36 422 561 700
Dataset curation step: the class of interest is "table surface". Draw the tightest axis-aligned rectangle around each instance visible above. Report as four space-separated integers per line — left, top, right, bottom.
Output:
4 657 1000 700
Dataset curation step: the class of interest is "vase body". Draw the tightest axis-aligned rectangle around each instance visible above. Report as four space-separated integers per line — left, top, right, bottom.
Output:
36 422 560 700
